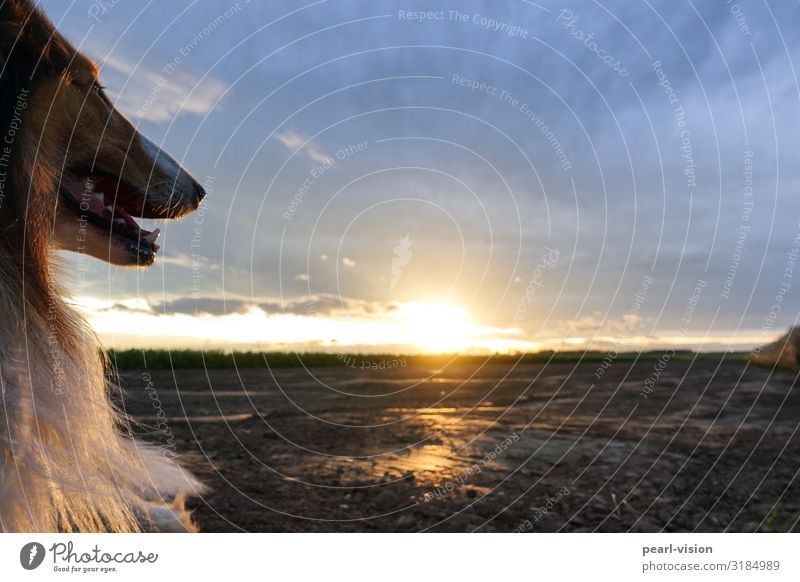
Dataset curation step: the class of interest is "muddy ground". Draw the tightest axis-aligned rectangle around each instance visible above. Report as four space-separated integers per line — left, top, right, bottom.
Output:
119 355 800 532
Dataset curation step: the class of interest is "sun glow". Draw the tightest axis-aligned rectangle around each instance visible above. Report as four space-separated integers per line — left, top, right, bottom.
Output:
394 302 472 353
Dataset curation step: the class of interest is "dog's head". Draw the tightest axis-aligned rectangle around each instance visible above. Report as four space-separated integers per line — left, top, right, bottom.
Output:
0 0 204 267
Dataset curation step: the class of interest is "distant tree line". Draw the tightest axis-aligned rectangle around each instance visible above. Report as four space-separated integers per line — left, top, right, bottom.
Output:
104 348 736 370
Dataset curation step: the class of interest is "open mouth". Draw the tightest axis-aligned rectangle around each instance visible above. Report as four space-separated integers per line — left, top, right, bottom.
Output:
60 174 161 265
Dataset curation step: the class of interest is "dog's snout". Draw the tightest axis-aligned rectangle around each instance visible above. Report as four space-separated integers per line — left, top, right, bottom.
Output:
192 181 206 208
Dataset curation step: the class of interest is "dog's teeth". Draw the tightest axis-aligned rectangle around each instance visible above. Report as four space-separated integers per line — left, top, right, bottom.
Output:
142 228 160 244
115 218 126 225
95 193 104 201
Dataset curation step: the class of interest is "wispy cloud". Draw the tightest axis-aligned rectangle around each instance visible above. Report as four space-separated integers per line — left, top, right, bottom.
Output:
100 53 227 123
555 312 646 337
275 130 332 164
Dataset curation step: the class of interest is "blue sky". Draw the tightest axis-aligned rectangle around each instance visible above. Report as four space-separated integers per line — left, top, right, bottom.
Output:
40 0 800 352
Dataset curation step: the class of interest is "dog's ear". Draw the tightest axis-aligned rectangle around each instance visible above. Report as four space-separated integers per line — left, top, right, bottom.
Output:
0 17 19 66
0 24 17 78
0 1 32 68
0 0 75 77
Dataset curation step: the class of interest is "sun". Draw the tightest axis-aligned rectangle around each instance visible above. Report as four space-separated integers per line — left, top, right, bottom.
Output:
395 302 472 353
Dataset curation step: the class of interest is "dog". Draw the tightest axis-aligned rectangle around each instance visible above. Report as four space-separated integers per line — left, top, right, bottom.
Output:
0 0 206 532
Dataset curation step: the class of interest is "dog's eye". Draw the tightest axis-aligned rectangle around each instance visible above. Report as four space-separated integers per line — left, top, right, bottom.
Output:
91 82 112 106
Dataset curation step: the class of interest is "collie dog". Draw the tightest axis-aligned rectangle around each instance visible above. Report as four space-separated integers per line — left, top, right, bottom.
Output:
0 0 205 531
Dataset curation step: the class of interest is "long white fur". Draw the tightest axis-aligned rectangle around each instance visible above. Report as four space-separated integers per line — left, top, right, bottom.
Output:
0 276 204 532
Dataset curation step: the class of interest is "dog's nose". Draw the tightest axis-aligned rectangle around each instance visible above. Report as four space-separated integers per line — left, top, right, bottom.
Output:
193 182 206 207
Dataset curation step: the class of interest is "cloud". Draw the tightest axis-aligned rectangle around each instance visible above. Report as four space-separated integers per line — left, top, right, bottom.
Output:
553 312 647 338
146 294 396 317
99 53 228 123
151 297 248 316
274 130 332 164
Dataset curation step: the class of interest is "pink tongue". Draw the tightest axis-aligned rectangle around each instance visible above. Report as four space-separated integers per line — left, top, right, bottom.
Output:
66 178 107 215
65 177 155 237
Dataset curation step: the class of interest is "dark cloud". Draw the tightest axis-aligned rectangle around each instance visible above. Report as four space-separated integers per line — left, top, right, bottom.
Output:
150 295 396 317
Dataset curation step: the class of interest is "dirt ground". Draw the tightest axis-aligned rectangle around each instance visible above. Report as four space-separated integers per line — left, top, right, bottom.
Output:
118 355 800 532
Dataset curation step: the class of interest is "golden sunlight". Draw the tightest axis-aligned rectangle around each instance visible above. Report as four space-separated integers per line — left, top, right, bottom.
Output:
393 302 472 353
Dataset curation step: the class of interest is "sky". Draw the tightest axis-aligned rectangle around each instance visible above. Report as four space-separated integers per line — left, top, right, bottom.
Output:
39 0 800 354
